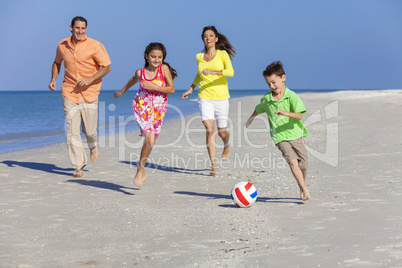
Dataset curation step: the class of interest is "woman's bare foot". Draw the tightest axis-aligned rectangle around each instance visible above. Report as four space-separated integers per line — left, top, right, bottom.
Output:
222 145 230 161
90 148 98 163
134 168 147 187
73 169 83 177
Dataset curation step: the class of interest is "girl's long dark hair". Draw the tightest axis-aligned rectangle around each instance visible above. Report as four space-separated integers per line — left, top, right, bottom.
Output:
144 42 177 79
201 26 235 60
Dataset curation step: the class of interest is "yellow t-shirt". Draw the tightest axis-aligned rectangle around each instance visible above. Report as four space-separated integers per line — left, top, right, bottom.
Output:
192 50 234 100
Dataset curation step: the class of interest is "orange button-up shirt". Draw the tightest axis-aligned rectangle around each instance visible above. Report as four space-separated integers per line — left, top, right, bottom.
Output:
55 36 111 104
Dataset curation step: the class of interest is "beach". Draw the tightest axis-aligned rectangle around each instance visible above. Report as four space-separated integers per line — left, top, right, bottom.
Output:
1 90 402 267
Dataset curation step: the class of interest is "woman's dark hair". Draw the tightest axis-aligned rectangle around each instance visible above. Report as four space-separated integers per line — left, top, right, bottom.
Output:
201 26 235 59
71 16 87 28
144 42 177 79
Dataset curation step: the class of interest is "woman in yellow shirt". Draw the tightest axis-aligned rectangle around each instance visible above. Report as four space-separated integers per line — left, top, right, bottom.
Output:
182 26 235 175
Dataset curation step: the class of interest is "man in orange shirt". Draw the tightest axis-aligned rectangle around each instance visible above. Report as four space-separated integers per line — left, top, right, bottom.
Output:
49 16 111 177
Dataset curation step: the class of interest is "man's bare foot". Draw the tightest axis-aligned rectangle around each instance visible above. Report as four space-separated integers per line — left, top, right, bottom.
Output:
222 145 230 161
301 189 311 201
134 168 147 187
73 169 83 177
90 148 98 163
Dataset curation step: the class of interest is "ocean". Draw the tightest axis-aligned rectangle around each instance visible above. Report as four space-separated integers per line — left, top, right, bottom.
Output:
0 89 337 154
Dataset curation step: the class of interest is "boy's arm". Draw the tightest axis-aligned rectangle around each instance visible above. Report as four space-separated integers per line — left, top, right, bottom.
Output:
275 110 302 120
245 110 259 128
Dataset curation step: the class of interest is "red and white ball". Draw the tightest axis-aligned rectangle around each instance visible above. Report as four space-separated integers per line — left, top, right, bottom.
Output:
231 181 257 208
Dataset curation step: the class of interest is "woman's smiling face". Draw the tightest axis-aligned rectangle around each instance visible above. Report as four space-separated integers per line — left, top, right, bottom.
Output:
203 30 218 49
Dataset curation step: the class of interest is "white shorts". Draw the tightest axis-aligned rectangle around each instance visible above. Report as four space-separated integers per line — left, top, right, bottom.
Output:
198 97 229 128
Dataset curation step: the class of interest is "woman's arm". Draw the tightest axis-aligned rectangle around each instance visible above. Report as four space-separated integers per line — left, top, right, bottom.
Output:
202 51 234 77
182 84 196 99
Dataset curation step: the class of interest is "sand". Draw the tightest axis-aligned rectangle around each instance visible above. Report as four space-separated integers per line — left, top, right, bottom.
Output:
1 90 402 267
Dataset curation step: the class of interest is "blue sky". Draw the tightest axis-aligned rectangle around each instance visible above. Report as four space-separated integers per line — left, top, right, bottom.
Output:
0 0 401 91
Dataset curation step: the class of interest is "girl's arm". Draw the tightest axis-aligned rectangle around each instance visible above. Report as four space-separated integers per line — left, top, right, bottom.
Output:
114 69 141 98
139 65 175 94
275 110 302 120
245 110 259 128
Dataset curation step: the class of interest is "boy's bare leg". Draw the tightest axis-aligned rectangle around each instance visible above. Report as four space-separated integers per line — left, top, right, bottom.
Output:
218 128 230 161
300 169 309 200
134 133 155 186
203 120 217 175
289 159 310 201
302 169 307 183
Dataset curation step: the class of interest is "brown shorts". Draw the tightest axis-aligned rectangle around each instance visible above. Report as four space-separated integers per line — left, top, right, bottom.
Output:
276 137 308 170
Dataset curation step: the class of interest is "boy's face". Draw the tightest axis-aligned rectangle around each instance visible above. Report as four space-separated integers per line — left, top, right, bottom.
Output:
265 74 286 95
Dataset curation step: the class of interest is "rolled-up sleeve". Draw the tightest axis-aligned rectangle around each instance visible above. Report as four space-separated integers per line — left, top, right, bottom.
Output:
255 101 265 114
94 43 111 67
54 42 63 64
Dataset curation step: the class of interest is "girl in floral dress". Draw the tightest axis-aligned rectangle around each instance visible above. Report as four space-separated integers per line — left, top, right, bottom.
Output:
114 42 177 186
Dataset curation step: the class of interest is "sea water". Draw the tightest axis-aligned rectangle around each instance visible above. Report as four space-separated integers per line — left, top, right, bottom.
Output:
1 89 279 154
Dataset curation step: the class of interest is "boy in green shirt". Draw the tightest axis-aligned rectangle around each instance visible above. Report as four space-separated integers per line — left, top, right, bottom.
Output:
246 61 310 201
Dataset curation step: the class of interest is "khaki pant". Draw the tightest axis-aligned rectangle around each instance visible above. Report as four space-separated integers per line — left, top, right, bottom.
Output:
276 137 308 170
63 96 98 171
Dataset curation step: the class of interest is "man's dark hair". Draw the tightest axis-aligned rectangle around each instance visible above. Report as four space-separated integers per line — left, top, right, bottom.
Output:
71 16 87 28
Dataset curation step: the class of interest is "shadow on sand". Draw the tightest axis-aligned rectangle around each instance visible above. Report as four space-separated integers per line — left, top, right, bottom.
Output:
120 161 211 176
174 191 304 207
1 160 76 176
66 179 139 195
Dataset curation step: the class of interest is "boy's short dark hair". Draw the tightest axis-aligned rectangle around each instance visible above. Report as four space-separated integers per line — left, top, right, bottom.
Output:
263 61 285 77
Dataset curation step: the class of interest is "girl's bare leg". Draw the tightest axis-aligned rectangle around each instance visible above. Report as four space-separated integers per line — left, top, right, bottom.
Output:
134 133 155 186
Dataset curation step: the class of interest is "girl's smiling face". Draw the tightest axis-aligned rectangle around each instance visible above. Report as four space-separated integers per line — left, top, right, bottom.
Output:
145 50 164 68
265 74 286 95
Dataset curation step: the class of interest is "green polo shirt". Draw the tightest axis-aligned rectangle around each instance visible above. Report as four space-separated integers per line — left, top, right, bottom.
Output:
255 87 309 144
